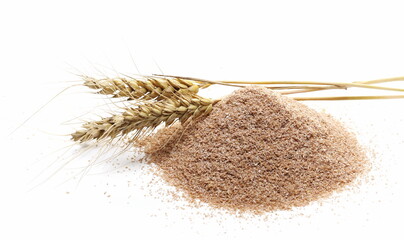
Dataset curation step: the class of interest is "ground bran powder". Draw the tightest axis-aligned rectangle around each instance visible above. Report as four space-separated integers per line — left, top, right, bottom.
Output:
142 86 369 213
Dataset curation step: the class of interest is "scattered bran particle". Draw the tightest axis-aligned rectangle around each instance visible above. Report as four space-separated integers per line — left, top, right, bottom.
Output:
142 86 369 213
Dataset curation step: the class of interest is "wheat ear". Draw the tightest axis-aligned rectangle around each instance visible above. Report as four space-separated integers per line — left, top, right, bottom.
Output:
71 95 216 142
82 75 208 100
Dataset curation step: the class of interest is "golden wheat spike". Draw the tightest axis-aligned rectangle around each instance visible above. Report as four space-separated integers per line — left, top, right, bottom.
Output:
82 75 208 101
71 95 215 142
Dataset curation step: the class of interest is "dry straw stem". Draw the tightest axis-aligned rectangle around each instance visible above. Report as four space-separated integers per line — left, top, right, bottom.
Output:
219 80 404 92
282 76 404 95
82 75 210 101
294 95 404 101
156 74 404 100
71 95 216 142
157 74 404 92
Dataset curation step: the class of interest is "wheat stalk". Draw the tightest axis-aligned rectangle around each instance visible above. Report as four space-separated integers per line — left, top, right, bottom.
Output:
155 74 404 93
71 95 216 142
71 74 404 143
82 75 209 100
154 74 404 100
294 95 404 101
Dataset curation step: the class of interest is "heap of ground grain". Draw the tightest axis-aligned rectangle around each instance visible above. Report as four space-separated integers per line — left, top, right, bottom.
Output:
142 86 369 213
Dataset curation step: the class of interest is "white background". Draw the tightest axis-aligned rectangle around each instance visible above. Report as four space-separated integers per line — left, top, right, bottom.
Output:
1 0 404 239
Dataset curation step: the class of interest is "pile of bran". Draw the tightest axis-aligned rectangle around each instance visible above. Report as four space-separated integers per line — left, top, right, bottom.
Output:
142 86 369 213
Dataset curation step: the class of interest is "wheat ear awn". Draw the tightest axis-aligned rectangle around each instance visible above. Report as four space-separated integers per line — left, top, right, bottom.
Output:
71 95 216 142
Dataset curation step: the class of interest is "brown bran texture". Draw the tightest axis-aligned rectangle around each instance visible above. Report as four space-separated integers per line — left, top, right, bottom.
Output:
142 86 369 213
